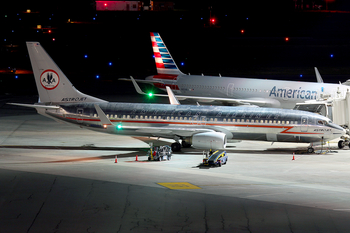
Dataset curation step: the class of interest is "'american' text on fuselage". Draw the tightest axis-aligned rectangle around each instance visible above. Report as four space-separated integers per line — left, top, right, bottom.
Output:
269 86 317 99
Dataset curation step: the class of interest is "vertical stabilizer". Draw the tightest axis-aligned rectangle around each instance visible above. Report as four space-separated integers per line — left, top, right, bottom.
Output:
150 32 184 75
26 42 106 104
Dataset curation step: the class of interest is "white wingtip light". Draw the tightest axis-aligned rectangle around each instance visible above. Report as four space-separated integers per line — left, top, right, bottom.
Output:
166 86 180 105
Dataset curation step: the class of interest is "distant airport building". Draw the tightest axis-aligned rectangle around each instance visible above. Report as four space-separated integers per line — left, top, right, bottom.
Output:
95 1 143 11
150 1 174 11
95 1 175 11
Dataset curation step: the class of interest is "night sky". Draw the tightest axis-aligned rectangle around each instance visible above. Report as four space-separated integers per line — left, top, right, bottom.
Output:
2 0 350 97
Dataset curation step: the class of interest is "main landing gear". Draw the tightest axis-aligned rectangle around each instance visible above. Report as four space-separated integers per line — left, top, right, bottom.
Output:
171 142 181 152
171 138 192 152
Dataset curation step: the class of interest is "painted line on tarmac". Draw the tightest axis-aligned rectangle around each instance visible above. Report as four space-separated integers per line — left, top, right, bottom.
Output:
157 182 201 190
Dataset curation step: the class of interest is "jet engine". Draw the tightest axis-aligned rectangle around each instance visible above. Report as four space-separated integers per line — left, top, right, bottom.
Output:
188 132 227 150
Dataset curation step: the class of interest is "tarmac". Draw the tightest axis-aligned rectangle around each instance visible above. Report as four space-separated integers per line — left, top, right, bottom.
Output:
2 110 350 232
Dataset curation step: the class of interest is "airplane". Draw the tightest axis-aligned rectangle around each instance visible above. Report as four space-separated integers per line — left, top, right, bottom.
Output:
121 32 350 109
9 42 346 153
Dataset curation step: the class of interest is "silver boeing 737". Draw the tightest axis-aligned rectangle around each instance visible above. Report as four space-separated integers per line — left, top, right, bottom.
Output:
124 32 349 109
9 42 345 152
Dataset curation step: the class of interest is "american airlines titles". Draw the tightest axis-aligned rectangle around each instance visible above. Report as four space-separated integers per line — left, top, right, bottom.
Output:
269 86 317 99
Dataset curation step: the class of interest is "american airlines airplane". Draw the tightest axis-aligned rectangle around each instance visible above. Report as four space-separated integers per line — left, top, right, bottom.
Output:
9 42 345 153
123 32 350 109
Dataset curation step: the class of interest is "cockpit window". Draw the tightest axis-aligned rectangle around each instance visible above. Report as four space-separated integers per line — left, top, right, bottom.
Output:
317 120 327 125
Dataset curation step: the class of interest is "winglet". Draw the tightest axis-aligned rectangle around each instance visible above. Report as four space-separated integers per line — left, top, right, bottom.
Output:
314 67 324 83
166 86 180 105
130 76 147 95
94 104 114 126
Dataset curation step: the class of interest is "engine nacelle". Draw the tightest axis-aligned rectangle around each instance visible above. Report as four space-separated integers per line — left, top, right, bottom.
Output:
190 132 227 150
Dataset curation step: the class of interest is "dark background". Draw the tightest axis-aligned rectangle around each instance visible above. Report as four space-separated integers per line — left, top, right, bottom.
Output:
2 0 350 99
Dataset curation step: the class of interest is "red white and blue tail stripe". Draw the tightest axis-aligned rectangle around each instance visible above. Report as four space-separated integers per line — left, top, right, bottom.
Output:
150 32 183 75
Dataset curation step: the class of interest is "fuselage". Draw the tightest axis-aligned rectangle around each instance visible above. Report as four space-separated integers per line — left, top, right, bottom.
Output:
148 74 348 108
44 102 345 143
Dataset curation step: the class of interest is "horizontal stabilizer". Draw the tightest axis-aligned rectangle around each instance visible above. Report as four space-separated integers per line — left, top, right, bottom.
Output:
7 103 60 109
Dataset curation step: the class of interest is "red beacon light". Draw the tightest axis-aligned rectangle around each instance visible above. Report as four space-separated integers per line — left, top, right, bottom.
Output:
285 37 289 42
241 29 244 34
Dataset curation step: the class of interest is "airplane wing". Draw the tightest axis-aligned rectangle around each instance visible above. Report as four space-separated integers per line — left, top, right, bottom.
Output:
127 76 278 107
7 103 60 109
119 77 163 84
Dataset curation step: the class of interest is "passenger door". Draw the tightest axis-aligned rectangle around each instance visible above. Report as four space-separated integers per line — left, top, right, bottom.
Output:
300 116 308 132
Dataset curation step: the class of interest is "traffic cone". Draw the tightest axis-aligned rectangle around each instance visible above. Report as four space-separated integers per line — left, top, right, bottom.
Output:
135 155 138 161
292 153 295 161
115 155 118 163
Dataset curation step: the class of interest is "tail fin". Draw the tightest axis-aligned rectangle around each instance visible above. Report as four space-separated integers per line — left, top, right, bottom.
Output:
26 42 106 104
150 32 184 75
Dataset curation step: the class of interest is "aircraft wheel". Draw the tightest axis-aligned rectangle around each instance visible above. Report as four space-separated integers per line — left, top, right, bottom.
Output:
307 147 314 153
338 140 345 149
171 142 181 152
181 140 191 148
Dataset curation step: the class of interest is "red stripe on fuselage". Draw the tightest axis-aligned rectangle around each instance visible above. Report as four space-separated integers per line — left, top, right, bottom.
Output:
154 83 180 90
63 116 322 135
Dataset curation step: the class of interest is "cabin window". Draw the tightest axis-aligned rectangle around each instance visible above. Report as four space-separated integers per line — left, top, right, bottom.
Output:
237 119 240 122
180 117 183 120
260 120 264 123
273 120 276 124
286 121 289 124
175 117 178 120
223 118 226 122
282 121 285 124
278 121 281 124
127 115 130 119
94 114 97 118
184 117 187 120
171 116 174 120
144 116 148 119
158 116 162 120
214 118 218 122
228 119 231 122
265 120 268 123
140 116 143 119
166 116 170 120
135 115 139 119
269 120 272 124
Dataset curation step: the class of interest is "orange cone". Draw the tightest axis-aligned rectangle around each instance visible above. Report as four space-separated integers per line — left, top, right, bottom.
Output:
292 153 295 160
135 155 138 161
115 155 118 163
